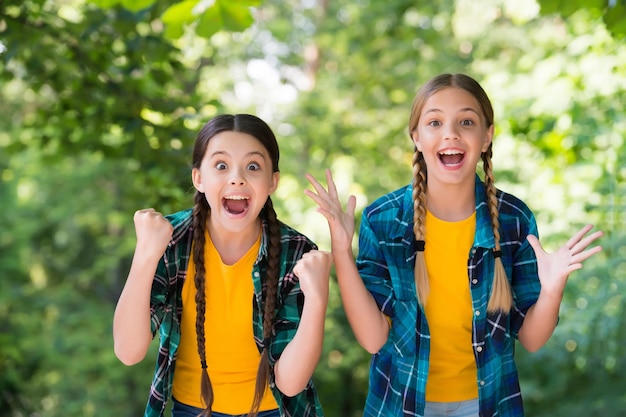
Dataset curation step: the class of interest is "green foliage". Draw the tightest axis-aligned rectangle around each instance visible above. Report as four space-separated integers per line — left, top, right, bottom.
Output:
1 0 625 416
538 0 626 37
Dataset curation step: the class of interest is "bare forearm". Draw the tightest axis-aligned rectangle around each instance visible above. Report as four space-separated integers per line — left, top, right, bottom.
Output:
518 291 562 352
274 297 327 396
113 251 158 365
333 248 389 354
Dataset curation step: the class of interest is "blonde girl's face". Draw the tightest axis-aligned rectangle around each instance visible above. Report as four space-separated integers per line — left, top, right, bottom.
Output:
192 131 279 234
411 86 494 188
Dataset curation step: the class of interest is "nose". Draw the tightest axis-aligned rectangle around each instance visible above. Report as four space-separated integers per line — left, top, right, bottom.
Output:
229 168 246 185
443 123 460 140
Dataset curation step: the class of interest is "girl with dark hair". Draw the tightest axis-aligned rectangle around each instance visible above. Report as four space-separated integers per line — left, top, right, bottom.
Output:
305 74 603 417
114 114 331 417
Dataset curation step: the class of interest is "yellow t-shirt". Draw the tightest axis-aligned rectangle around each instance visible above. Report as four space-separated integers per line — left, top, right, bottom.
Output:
424 210 478 402
172 232 278 413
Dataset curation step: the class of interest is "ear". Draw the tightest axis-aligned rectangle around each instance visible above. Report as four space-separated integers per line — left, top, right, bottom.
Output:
192 167 204 193
410 130 422 152
482 124 494 152
269 171 280 194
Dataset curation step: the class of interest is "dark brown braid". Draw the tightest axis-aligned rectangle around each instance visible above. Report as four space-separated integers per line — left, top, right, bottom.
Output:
192 191 214 417
482 146 513 313
412 149 429 307
249 197 281 417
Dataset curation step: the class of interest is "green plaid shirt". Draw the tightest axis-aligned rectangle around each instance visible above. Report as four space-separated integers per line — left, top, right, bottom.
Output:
143 208 324 417
358 175 541 417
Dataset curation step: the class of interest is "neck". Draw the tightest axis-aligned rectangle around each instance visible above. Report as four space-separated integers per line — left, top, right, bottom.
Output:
207 220 261 265
426 179 475 222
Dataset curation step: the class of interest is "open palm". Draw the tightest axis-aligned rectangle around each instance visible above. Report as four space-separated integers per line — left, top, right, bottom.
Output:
304 170 357 252
527 224 603 298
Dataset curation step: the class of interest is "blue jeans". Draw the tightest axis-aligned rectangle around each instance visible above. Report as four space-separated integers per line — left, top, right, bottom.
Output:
171 397 281 417
424 399 479 417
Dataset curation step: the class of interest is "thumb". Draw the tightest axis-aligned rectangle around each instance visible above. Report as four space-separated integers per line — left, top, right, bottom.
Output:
346 195 357 217
526 235 544 256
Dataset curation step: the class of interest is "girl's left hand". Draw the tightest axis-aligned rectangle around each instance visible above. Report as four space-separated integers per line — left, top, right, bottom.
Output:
527 224 603 299
293 250 332 305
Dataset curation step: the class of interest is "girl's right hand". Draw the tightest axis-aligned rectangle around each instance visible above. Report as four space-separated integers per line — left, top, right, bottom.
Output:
304 170 357 252
133 208 173 259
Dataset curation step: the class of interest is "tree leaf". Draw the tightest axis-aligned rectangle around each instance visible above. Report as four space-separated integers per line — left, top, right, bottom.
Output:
120 0 157 12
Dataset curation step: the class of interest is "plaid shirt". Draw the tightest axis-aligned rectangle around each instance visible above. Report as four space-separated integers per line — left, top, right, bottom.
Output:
143 208 324 417
358 175 540 417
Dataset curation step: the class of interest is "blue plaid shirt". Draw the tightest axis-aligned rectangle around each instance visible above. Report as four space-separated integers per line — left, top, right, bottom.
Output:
358 175 540 417
144 208 324 417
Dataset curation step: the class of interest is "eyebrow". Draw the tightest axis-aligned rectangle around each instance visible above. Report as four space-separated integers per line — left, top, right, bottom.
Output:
423 107 481 116
209 150 268 159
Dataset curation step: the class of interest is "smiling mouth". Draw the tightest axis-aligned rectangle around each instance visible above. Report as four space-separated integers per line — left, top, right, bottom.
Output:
223 195 249 214
438 150 465 166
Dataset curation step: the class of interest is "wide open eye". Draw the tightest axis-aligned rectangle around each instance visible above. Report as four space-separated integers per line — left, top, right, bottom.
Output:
247 162 261 171
216 162 227 170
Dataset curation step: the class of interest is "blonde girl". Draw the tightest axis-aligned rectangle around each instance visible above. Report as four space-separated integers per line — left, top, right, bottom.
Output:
305 74 602 417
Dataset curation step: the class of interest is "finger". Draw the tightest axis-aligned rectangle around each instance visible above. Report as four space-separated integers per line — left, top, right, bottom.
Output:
526 234 545 256
305 173 329 197
570 230 603 254
304 188 326 207
566 224 595 250
346 195 357 217
571 245 603 264
325 169 339 201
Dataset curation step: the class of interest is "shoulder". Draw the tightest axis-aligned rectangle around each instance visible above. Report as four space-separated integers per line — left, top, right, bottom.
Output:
495 188 535 223
164 208 194 244
278 220 317 251
164 207 193 227
363 185 410 219
492 188 538 239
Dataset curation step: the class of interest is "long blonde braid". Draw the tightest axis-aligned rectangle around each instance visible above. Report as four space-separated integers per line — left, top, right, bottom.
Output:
412 150 429 306
482 146 513 313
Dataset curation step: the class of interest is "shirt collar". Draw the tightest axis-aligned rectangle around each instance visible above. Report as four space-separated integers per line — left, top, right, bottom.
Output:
400 174 496 249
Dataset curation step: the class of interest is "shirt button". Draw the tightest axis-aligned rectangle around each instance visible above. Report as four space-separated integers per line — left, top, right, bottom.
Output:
471 248 476 255
480 380 485 386
476 346 483 353
254 271 260 277
475 310 481 316
472 279 478 285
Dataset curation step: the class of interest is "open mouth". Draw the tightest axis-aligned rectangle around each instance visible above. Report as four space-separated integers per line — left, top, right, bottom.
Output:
223 195 249 215
438 149 465 166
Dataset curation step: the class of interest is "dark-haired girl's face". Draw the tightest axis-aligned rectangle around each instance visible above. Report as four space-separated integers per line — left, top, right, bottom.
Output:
192 131 279 235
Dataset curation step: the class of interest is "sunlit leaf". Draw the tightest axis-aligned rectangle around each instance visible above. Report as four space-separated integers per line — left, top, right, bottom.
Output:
120 0 156 12
88 0 122 8
196 4 223 38
604 4 626 38
220 0 255 32
161 0 197 25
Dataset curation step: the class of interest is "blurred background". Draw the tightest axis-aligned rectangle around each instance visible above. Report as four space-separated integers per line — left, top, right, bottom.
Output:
1 0 624 415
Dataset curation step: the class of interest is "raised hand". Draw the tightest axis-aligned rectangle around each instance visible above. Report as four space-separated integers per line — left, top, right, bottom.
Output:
527 224 603 299
133 208 174 260
293 250 332 305
304 170 357 252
